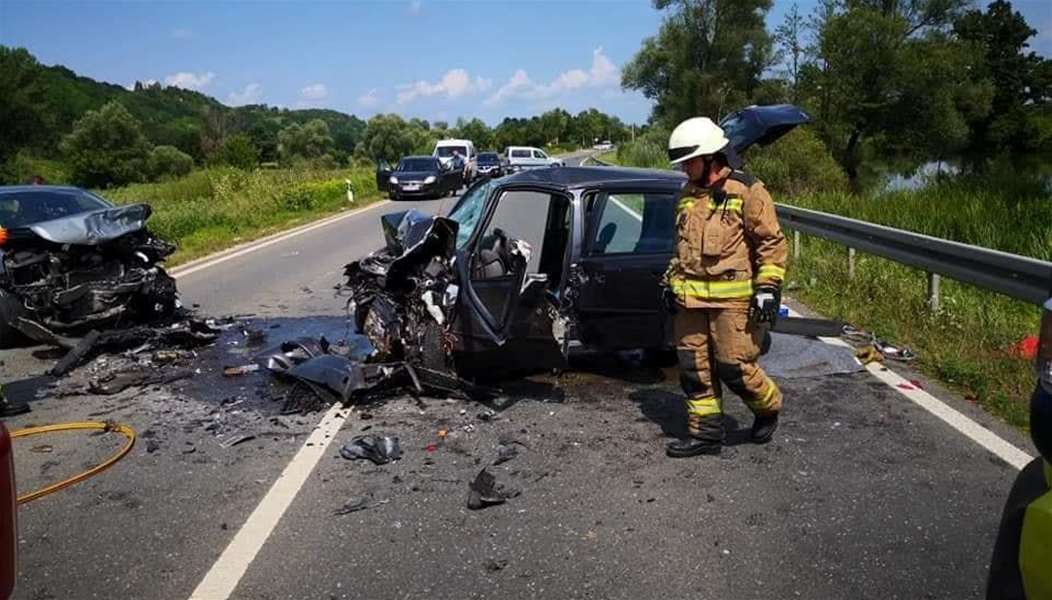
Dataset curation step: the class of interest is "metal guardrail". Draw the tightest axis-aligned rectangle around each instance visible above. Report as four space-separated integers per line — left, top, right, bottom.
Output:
776 204 1052 307
585 153 1052 307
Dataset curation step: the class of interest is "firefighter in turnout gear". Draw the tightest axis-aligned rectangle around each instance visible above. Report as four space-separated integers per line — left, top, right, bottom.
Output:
663 117 788 458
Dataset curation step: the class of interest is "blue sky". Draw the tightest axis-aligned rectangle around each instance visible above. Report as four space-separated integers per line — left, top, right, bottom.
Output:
2 0 1049 126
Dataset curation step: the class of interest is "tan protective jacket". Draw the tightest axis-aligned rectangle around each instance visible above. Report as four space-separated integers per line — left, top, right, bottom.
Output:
666 166 787 309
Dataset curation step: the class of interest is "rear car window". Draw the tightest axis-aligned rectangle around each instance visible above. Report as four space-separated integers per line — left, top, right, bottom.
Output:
435 146 467 158
510 149 531 158
0 189 111 228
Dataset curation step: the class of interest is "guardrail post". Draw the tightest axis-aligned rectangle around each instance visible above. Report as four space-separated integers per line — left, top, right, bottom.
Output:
793 231 801 260
848 248 856 279
928 272 941 311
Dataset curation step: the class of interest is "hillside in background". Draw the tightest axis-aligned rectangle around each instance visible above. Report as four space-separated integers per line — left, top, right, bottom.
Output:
1 46 366 166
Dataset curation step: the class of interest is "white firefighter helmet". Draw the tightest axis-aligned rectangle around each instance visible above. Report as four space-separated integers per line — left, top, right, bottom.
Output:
667 117 730 165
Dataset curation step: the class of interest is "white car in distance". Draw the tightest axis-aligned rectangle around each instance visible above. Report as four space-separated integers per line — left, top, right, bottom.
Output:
505 146 563 172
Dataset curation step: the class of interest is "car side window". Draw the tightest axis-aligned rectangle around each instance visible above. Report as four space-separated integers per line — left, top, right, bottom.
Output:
533 150 547 159
590 192 676 256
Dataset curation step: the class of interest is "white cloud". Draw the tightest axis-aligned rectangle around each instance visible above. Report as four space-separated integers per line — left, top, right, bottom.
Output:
300 83 329 101
358 88 382 108
125 78 158 91
408 0 422 15
171 28 194 39
397 69 492 105
485 47 619 106
164 71 215 90
228 83 263 106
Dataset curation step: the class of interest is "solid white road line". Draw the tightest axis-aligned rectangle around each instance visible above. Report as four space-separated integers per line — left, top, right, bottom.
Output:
170 200 391 280
784 307 1033 470
609 196 643 222
188 404 353 600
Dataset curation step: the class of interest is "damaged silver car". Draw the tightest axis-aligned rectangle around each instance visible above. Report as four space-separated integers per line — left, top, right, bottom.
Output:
0 186 178 347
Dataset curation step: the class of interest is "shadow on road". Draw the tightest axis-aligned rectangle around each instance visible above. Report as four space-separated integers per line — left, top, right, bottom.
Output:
628 387 745 444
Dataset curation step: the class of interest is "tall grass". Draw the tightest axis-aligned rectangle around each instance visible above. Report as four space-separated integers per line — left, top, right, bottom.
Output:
104 165 380 264
785 176 1050 427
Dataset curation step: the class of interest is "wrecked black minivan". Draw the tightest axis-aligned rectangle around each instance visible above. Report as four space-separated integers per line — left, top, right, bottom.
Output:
0 186 178 347
344 105 811 379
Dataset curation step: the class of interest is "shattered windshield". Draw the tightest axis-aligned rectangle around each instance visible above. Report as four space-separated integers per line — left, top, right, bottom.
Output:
0 188 112 228
447 179 493 249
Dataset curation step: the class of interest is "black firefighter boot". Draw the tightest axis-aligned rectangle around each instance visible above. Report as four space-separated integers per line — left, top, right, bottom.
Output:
666 415 723 458
750 413 779 444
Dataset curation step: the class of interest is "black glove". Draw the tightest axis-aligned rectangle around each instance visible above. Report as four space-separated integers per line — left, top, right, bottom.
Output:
660 284 678 314
749 285 781 324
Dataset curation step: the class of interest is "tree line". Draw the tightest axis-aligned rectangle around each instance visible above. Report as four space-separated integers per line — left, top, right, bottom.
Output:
622 0 1052 180
0 46 634 187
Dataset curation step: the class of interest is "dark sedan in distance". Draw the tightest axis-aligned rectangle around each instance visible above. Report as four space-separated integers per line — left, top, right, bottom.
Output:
476 152 504 178
388 156 460 200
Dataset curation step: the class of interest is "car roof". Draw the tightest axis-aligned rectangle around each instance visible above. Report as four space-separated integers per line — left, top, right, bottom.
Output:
401 155 437 161
497 166 686 190
0 185 87 194
435 139 472 146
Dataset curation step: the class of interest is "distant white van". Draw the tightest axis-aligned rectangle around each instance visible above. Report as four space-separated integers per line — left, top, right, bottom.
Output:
432 139 477 183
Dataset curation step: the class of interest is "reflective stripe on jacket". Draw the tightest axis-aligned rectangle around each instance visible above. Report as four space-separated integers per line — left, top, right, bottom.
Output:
666 167 787 308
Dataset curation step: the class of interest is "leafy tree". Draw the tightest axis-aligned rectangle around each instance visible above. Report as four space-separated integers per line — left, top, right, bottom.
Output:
217 133 260 169
357 114 428 164
775 3 806 103
147 145 194 180
0 47 53 169
60 101 151 187
278 119 335 162
801 0 989 179
457 118 493 149
622 0 777 126
954 0 1052 152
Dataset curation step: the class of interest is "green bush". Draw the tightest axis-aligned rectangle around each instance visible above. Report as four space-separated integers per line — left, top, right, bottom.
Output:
615 127 669 170
0 151 72 185
216 134 259 170
147 145 194 181
749 128 849 196
61 101 151 188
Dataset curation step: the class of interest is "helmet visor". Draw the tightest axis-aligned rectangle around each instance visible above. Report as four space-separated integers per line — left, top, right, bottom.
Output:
668 145 699 163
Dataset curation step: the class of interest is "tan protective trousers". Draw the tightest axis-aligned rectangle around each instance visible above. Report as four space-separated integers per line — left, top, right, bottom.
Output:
673 307 783 442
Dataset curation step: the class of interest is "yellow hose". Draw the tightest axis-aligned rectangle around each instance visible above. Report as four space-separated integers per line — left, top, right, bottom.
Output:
10 421 136 504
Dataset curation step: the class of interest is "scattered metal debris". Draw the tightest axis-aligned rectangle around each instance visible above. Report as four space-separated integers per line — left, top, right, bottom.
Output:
218 433 256 449
339 435 402 465
467 468 520 510
493 444 519 465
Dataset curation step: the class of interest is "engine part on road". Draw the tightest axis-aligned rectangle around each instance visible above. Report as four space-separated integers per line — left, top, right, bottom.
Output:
11 421 135 504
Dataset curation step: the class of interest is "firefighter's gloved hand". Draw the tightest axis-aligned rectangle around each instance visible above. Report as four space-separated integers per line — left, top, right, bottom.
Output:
660 285 678 314
749 285 781 324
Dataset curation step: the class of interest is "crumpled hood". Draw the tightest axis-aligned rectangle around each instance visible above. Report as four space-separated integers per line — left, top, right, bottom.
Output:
22 203 152 245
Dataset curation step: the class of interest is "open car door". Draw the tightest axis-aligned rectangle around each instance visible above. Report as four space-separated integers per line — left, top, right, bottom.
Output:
452 187 573 374
574 188 677 351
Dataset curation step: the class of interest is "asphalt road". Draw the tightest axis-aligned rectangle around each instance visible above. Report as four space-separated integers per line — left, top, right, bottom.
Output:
1 151 1035 600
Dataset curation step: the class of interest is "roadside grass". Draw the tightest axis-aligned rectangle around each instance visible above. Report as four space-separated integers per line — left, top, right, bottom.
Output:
612 141 1048 429
104 165 382 265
